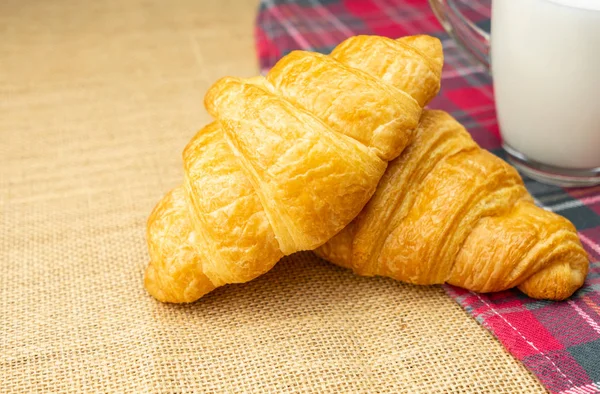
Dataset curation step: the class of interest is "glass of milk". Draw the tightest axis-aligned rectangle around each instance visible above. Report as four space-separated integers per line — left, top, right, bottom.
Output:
429 0 600 187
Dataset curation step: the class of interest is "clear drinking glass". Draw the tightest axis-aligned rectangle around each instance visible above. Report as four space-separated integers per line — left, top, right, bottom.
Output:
429 0 600 187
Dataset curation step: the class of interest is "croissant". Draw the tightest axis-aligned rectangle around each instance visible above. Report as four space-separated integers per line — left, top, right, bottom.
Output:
316 110 589 300
144 35 444 303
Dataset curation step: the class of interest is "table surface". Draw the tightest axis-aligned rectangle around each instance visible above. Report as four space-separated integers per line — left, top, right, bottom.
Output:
1 0 547 392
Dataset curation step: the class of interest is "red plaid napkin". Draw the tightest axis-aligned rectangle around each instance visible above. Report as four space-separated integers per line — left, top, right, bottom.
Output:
255 1 600 393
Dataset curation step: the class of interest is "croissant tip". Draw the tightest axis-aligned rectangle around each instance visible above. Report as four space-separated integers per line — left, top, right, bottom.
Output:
144 264 168 302
397 34 444 73
518 261 588 301
204 76 240 116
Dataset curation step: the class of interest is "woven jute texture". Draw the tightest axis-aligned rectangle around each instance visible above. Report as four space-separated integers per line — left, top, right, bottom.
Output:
1 0 547 392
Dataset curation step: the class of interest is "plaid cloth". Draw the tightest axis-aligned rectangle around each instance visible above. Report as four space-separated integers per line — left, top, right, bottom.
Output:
255 1 600 393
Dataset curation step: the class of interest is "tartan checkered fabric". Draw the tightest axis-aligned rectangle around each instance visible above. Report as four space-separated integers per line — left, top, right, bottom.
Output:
255 1 600 393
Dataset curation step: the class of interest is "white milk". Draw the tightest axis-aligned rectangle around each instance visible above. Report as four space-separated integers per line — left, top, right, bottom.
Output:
491 0 600 169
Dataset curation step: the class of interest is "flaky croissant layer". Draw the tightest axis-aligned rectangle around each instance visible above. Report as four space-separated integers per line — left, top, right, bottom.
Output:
315 110 589 301
145 35 443 302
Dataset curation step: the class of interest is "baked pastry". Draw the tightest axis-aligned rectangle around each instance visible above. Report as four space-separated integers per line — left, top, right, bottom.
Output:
316 110 589 300
145 35 444 303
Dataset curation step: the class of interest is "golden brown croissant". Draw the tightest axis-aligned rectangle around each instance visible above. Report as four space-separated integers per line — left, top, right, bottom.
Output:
144 35 444 303
316 110 589 300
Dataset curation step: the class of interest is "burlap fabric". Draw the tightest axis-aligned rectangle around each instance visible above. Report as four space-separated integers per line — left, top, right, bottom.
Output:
1 0 547 392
